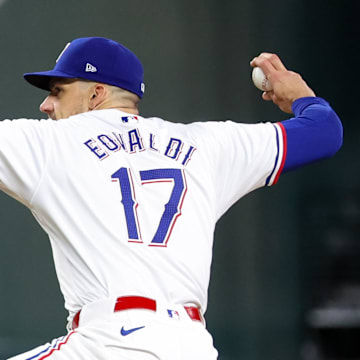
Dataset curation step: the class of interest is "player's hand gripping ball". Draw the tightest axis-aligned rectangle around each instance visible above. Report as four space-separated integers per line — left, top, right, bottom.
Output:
252 67 273 91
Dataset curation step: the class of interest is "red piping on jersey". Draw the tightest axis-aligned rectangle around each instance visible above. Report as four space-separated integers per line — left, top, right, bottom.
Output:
37 331 76 360
273 122 287 185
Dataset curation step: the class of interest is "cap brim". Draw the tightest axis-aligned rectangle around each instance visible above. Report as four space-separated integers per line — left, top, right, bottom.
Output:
23 70 78 91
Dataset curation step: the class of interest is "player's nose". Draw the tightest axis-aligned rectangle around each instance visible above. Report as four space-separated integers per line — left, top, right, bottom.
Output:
39 96 54 115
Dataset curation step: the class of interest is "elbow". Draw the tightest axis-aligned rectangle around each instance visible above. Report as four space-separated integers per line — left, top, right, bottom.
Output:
327 112 343 157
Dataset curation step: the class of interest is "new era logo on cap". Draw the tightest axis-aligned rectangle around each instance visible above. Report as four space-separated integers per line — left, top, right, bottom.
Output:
85 63 97 73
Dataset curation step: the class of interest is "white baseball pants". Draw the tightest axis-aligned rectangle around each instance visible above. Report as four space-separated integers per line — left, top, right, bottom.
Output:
7 297 218 360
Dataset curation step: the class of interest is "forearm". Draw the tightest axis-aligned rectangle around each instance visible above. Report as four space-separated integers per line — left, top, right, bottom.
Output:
281 97 343 172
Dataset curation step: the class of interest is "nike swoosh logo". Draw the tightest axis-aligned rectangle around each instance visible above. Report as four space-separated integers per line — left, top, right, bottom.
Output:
120 325 145 336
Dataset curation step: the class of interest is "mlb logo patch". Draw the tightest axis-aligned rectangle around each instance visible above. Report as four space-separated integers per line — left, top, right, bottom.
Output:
121 116 138 123
167 309 180 320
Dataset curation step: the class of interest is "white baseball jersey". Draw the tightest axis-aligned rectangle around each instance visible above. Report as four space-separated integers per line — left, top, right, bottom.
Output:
0 109 285 324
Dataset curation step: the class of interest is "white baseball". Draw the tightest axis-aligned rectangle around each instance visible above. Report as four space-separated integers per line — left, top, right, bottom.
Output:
252 67 273 91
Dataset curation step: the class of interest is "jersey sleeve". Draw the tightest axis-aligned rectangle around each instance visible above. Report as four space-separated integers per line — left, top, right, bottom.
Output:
193 120 286 219
0 118 52 206
281 97 343 172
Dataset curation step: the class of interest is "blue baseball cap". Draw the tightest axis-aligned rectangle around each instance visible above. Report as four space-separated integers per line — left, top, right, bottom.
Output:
24 37 145 98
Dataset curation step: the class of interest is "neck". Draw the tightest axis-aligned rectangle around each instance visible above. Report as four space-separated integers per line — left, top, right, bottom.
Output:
113 106 139 115
92 99 139 115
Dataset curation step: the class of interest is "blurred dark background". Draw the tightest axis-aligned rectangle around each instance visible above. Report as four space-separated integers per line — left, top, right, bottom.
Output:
0 1 358 359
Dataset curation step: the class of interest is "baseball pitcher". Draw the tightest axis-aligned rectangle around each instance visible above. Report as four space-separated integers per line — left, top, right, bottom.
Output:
0 37 342 359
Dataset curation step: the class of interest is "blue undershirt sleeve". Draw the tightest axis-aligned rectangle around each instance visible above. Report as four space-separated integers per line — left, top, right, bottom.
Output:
281 97 343 173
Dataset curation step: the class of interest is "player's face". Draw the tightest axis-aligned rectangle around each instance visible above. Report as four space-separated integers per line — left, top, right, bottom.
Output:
39 78 91 120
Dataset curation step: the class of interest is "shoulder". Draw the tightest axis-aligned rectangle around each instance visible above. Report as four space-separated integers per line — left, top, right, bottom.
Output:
139 115 236 134
0 118 55 137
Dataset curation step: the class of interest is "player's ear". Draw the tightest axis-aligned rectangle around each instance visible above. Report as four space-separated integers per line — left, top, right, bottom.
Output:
88 83 107 110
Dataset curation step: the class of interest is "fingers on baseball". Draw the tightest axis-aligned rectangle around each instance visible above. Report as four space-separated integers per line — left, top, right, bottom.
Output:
259 53 287 71
251 53 287 77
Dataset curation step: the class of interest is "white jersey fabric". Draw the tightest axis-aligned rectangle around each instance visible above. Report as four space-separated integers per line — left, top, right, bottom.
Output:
0 109 285 324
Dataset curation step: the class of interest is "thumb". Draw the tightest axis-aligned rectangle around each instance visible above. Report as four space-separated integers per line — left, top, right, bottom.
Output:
262 91 273 101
